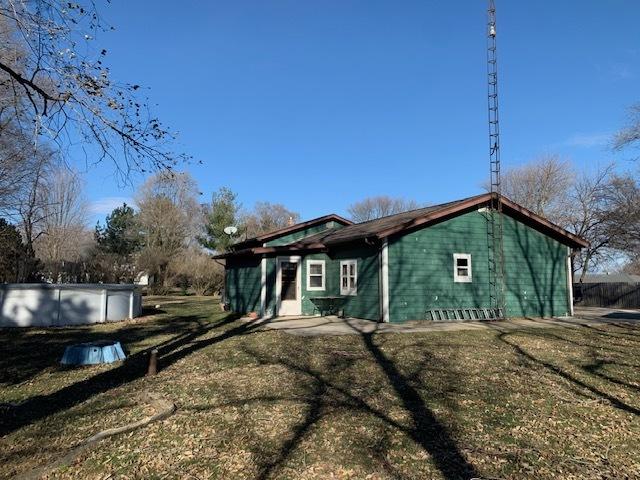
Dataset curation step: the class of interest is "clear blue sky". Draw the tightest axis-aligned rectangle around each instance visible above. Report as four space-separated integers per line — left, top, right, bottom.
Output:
84 0 640 224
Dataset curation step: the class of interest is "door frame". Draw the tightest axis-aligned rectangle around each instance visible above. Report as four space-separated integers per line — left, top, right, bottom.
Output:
275 256 302 316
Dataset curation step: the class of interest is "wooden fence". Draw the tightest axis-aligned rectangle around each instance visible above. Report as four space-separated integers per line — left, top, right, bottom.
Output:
573 282 640 308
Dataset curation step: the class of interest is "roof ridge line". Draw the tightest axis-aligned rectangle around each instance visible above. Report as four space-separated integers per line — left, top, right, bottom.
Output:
349 193 492 227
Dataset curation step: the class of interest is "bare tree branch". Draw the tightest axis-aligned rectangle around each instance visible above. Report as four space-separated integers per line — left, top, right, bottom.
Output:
0 0 189 180
614 103 640 157
347 196 421 223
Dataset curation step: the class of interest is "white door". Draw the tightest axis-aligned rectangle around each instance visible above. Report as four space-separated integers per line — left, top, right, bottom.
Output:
277 256 301 316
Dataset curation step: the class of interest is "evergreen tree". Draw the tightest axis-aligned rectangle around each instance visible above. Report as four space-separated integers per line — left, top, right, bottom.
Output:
0 218 31 282
92 204 141 283
199 187 242 253
95 203 141 255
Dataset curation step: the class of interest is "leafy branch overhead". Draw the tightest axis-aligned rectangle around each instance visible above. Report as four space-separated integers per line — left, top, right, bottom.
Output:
0 0 189 177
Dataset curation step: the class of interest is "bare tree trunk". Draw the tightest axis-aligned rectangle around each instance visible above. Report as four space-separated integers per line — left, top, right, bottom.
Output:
578 251 592 283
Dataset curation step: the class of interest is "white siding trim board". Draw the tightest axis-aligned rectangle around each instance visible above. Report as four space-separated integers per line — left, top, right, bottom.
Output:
260 255 267 317
381 239 390 323
567 246 574 316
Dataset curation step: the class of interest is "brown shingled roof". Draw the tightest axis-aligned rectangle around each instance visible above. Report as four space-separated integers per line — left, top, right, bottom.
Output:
296 196 477 246
215 193 587 259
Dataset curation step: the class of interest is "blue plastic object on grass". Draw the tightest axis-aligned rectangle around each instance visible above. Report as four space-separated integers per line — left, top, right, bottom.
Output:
61 341 126 365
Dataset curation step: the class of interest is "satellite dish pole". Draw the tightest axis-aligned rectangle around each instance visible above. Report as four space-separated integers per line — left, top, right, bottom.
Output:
487 0 506 318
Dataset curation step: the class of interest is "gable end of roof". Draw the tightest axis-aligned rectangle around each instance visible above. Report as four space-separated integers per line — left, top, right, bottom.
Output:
229 213 353 251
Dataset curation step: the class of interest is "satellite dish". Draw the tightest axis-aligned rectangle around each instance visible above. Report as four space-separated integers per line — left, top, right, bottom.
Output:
223 226 238 235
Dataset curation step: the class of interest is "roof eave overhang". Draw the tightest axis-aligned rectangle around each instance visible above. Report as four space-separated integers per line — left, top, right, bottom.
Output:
499 198 588 248
372 193 588 249
374 193 493 240
217 193 588 256
214 243 327 260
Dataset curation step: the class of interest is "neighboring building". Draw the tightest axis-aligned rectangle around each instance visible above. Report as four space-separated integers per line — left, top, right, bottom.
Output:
576 273 640 284
135 271 154 286
216 193 587 322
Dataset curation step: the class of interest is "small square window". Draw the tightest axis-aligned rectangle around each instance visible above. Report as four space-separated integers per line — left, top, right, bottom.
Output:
340 260 358 295
453 253 472 283
306 260 325 291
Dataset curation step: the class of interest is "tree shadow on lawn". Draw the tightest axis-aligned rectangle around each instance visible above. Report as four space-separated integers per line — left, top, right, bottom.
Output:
0 309 257 438
173 318 640 480
582 356 640 393
575 321 640 345
238 330 478 480
358 331 478 480
489 324 640 417
505 322 637 356
0 306 172 386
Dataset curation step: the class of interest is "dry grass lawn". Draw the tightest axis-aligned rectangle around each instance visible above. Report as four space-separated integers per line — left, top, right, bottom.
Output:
1 296 639 479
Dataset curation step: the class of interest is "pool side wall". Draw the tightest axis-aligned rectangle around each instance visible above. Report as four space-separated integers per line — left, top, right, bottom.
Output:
0 284 142 327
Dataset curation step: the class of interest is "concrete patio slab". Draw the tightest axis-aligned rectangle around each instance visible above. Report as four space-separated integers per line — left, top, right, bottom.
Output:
240 307 640 337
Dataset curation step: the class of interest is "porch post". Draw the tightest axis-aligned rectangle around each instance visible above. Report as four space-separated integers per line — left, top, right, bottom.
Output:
260 255 267 317
566 246 574 316
381 239 390 322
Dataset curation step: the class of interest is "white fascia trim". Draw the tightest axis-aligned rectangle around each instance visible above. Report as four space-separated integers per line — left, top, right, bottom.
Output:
381 239 390 322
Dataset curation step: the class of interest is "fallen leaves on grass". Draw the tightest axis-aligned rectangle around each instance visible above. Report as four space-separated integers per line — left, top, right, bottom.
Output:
1 298 640 479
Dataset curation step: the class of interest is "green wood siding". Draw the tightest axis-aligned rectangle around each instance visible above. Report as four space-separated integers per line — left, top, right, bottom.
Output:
225 257 261 314
265 221 345 246
503 215 569 318
300 253 333 316
300 247 380 321
250 247 380 320
331 246 380 320
225 210 570 322
388 211 569 321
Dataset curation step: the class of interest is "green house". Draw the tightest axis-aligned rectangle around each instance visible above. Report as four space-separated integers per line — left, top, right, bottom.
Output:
217 193 587 322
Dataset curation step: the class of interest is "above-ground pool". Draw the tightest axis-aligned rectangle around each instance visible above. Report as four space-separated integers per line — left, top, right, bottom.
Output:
0 284 142 327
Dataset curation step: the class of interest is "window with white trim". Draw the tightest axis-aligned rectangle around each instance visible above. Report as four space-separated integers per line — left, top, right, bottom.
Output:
453 253 472 283
306 260 325 291
340 260 358 295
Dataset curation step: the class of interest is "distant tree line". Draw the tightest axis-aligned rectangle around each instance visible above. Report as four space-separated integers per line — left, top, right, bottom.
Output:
2 0 639 295
2 150 640 289
0 167 303 294
497 153 640 281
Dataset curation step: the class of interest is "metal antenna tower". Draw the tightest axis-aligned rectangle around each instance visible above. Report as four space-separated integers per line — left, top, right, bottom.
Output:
486 0 506 318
